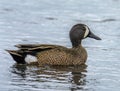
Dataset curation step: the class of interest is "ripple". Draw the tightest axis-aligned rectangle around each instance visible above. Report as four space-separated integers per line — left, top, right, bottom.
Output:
86 46 120 52
75 18 119 23
45 17 57 20
2 8 14 12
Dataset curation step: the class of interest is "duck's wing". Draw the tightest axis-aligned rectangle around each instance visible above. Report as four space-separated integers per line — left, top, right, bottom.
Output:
7 44 66 64
15 44 65 51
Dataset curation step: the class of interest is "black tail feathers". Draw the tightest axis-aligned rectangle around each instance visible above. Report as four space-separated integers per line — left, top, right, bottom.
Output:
6 50 26 64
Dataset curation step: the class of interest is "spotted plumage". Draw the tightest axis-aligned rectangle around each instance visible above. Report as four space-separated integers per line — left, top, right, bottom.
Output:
6 24 101 66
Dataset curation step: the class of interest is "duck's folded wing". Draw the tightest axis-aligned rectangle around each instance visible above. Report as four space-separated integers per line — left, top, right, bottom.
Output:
15 44 64 51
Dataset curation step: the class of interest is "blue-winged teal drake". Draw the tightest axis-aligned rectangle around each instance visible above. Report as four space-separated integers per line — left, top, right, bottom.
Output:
6 24 101 65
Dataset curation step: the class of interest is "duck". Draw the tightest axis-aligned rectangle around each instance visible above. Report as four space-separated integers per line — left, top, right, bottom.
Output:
6 24 101 66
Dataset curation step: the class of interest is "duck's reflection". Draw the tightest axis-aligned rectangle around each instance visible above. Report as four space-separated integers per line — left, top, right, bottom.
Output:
11 64 27 78
11 64 87 91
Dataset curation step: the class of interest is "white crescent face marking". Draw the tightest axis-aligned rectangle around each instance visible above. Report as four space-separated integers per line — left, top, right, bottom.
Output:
25 55 37 64
84 26 90 38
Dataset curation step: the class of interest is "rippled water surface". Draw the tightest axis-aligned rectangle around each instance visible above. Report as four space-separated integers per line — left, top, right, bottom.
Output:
0 0 120 91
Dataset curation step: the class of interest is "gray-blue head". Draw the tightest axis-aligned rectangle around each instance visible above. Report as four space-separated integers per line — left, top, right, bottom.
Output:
70 24 101 47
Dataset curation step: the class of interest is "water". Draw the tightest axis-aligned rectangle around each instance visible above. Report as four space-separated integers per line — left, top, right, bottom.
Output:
0 0 120 91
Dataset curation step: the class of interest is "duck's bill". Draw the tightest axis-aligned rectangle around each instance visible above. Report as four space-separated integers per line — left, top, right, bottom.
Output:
88 31 101 40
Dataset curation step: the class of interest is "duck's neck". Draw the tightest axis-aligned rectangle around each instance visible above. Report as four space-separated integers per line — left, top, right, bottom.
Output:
71 40 82 48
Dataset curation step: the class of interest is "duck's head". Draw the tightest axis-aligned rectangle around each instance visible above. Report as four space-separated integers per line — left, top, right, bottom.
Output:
70 24 101 47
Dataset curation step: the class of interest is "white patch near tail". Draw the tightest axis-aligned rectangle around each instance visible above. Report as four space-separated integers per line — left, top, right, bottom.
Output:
84 26 90 38
25 55 37 64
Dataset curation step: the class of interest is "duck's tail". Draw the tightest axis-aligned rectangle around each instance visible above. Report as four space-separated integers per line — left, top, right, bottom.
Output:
6 50 26 64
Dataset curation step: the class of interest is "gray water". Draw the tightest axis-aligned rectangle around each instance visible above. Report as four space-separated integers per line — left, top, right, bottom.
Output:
0 0 120 91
